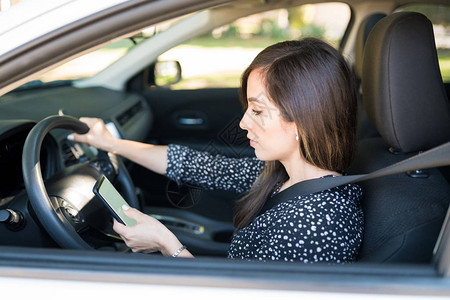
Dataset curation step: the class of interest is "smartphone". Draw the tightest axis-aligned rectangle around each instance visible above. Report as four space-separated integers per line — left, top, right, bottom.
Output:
93 175 137 226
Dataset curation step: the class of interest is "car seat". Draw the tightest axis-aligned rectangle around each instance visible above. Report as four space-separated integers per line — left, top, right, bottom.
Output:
353 13 386 86
349 12 450 263
353 13 386 139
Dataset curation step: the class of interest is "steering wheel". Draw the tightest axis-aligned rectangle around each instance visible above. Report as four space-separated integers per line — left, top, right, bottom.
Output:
22 115 139 249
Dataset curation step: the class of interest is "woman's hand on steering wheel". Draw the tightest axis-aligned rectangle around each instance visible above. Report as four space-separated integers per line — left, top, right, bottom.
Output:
69 117 116 152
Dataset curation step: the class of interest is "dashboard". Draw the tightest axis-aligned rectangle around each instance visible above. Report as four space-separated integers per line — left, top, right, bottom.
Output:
0 85 153 247
0 123 41 201
0 85 234 255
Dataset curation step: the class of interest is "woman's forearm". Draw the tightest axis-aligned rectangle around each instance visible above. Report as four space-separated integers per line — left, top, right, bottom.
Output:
70 117 169 175
108 138 168 175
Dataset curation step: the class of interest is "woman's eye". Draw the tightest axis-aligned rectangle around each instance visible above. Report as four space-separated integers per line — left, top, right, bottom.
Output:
251 109 262 116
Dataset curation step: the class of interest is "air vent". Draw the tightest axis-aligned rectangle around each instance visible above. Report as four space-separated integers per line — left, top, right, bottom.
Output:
61 141 84 166
61 141 76 166
116 101 143 126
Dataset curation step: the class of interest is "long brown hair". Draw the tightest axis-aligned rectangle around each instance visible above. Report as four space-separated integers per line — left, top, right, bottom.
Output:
233 38 357 230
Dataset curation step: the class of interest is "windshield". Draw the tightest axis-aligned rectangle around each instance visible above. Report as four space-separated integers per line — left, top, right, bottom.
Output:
11 16 183 92
39 38 138 83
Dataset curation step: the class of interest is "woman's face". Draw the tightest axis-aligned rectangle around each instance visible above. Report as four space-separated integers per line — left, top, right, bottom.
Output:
240 69 299 162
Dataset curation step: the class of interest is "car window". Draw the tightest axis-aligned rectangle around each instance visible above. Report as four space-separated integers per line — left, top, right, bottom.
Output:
16 3 350 91
37 38 137 83
158 3 351 90
14 16 187 90
396 4 450 82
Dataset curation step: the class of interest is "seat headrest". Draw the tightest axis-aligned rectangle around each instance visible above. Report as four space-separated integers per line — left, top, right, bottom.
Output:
362 12 450 153
354 13 386 79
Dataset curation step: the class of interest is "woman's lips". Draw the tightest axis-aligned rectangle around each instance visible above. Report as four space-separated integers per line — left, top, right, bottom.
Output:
248 137 258 147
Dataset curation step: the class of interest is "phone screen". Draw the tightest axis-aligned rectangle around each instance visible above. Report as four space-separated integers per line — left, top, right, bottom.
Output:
93 176 137 226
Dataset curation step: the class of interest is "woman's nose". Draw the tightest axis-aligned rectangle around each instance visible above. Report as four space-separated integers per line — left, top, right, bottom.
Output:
239 111 250 130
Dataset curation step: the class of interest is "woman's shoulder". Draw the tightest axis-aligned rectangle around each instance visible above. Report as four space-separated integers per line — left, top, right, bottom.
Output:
325 183 363 199
263 183 362 218
291 182 362 203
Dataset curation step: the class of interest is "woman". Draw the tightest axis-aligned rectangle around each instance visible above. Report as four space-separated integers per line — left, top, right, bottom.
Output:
70 38 363 262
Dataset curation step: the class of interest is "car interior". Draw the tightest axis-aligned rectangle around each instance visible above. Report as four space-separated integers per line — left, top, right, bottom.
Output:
349 11 450 263
0 0 450 278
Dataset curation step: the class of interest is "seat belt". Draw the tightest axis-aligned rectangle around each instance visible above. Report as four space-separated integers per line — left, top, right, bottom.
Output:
258 141 450 216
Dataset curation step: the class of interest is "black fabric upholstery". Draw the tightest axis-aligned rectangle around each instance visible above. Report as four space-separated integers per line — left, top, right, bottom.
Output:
351 12 450 263
354 13 386 139
350 138 450 263
363 12 450 153
354 13 386 80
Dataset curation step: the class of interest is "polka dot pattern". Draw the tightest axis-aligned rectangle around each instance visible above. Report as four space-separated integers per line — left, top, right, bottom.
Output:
166 144 364 263
229 184 363 263
166 144 264 193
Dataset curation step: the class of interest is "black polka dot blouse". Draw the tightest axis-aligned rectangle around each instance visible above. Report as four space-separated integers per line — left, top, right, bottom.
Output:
166 144 364 263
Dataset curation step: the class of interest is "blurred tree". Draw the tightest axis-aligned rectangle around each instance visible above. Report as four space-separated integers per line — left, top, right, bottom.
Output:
258 19 289 40
288 6 307 29
288 5 325 39
405 4 450 26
